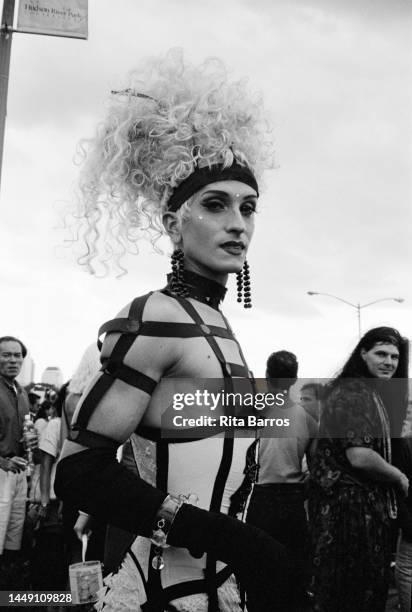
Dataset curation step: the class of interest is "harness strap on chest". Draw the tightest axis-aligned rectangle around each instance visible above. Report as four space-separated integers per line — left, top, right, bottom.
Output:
167 295 237 612
173 296 233 380
220 311 254 380
70 293 155 446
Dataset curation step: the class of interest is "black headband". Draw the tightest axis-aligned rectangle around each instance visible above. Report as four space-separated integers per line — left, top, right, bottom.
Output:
167 161 259 211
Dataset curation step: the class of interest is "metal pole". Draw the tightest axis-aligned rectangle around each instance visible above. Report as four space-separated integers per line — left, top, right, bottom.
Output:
308 292 404 340
0 0 16 194
357 303 361 339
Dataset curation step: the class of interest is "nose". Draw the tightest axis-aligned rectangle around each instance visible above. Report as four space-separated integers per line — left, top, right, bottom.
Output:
225 207 247 235
383 354 393 366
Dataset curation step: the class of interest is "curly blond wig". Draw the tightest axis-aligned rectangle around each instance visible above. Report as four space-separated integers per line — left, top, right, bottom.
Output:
71 48 274 275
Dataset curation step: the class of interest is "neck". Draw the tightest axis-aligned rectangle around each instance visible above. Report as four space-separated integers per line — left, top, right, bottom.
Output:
0 373 16 384
167 268 227 310
184 261 228 286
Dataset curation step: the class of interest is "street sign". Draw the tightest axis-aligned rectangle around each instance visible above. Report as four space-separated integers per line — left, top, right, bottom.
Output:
17 0 88 39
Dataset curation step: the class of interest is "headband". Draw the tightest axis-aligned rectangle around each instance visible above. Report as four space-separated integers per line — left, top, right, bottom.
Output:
167 160 259 212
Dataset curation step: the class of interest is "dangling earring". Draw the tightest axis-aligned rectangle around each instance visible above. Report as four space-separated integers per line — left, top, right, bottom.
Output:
243 260 252 308
236 268 243 304
170 249 188 297
236 260 252 309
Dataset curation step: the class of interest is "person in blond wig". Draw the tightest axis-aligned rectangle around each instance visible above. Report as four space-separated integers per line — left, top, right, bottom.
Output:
56 49 292 612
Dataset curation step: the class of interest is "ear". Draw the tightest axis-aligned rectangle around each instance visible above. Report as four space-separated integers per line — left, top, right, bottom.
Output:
360 348 367 362
162 211 182 246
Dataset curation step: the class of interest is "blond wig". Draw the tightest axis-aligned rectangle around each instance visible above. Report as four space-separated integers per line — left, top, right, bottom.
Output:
71 48 274 275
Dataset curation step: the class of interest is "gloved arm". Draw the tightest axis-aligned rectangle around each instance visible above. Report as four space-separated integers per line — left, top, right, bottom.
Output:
170 503 293 611
55 447 293 612
55 448 166 536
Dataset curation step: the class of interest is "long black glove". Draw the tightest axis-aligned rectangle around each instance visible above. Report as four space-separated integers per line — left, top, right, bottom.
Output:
55 449 166 536
169 503 294 612
55 449 294 611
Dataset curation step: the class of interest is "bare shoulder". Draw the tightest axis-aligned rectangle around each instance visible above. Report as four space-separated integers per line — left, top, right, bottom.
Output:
101 290 183 369
142 290 187 323
113 290 184 323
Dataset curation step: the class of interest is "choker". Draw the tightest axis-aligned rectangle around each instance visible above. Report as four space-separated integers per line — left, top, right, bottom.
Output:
166 269 226 310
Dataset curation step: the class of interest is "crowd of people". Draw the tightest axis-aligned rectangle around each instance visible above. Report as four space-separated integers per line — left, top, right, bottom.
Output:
0 338 104 602
1 50 411 612
0 332 410 611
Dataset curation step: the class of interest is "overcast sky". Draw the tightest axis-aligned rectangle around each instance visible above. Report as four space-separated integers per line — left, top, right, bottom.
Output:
0 0 411 381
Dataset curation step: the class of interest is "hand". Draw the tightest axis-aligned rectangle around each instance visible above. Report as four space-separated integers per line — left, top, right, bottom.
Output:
73 512 92 542
38 503 50 520
169 504 295 611
10 456 28 472
26 432 39 451
0 456 27 473
398 471 409 497
0 457 17 472
26 502 43 527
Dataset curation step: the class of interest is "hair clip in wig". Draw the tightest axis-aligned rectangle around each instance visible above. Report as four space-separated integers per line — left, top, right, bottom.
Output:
110 89 159 104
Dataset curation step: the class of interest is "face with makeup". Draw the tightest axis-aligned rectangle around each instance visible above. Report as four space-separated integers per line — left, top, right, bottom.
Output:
163 180 258 284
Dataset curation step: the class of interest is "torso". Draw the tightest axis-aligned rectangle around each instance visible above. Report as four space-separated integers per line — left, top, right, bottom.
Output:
65 283 256 609
258 400 315 484
0 377 29 457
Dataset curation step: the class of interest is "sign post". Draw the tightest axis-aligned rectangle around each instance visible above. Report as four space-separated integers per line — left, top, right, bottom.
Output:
0 0 16 191
17 0 88 39
0 0 88 193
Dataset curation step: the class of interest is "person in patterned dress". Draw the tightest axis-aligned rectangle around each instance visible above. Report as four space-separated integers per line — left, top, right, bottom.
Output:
308 326 409 612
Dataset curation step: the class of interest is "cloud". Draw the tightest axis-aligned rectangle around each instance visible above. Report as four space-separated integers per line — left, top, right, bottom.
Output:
1 0 411 379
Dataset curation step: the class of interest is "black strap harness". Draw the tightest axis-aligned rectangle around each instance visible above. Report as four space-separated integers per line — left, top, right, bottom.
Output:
69 289 254 611
70 292 155 448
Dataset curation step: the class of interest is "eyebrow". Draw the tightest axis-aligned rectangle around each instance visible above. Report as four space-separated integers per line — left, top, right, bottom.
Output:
201 189 258 199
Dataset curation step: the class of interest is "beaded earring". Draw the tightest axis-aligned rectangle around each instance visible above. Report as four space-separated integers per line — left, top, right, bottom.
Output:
170 249 188 297
236 260 252 309
236 268 243 304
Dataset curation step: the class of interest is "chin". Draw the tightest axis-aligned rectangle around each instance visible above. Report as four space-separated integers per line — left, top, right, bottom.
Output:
228 264 243 274
219 259 244 274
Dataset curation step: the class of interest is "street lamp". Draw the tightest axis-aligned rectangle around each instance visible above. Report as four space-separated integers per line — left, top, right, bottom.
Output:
307 292 405 338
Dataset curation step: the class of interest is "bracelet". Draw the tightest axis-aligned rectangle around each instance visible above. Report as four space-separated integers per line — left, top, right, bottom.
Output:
150 493 199 570
151 494 197 571
151 495 183 542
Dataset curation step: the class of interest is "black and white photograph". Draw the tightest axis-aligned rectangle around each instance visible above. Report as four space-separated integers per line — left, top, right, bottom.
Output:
0 0 411 610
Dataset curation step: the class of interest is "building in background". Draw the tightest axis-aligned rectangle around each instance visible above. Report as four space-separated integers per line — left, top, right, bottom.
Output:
41 366 63 388
16 353 35 386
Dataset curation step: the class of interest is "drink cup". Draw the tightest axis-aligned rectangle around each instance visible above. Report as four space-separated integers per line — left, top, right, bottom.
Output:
69 560 103 604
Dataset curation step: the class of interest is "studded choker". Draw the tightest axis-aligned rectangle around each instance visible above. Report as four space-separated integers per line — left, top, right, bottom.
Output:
166 269 226 310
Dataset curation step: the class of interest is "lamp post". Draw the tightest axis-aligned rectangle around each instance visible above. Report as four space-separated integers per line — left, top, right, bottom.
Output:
307 292 404 338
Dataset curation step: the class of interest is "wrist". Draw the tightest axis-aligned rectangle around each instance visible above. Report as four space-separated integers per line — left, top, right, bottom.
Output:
393 467 403 483
151 495 184 546
151 494 194 570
